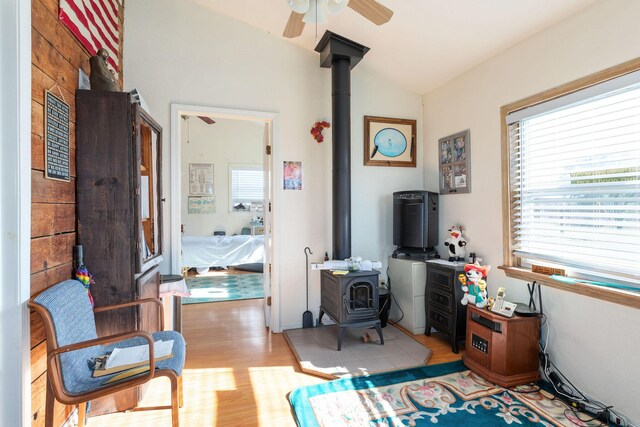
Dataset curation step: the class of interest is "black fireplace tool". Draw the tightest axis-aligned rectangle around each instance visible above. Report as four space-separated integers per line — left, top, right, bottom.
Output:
303 247 314 328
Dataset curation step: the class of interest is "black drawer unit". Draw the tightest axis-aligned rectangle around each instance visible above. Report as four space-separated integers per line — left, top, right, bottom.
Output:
427 307 452 331
425 261 467 353
428 288 452 312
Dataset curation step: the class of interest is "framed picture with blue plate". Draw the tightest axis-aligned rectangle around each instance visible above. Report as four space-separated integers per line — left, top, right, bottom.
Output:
364 116 416 167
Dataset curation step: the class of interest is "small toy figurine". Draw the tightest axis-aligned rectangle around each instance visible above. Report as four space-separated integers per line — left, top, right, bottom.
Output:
460 262 490 308
444 225 467 261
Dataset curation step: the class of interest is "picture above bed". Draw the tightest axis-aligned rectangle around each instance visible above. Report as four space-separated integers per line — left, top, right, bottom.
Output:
182 234 265 270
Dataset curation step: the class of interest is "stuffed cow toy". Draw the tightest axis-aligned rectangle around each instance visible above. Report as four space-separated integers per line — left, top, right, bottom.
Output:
444 225 467 261
459 262 490 308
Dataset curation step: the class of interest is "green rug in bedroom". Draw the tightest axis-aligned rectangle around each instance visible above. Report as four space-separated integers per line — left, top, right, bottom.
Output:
182 273 264 304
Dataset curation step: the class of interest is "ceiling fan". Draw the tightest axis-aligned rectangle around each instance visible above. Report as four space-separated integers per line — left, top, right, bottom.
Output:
283 0 393 38
182 115 216 125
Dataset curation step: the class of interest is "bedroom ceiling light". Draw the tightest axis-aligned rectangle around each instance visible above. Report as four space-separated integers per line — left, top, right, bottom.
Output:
287 0 350 24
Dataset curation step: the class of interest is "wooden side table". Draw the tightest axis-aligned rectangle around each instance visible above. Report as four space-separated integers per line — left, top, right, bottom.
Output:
462 305 540 387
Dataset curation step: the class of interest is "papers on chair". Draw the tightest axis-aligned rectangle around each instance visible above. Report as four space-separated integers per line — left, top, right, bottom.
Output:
106 339 173 369
93 340 173 377
104 365 156 384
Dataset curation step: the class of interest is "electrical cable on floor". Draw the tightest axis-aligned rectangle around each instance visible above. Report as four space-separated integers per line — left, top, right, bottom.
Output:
539 312 614 422
563 407 607 427
538 316 631 427
507 384 542 394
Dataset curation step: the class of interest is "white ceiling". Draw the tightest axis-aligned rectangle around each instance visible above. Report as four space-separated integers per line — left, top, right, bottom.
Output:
188 0 599 94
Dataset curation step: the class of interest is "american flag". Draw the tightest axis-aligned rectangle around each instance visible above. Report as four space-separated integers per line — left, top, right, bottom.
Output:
59 0 122 71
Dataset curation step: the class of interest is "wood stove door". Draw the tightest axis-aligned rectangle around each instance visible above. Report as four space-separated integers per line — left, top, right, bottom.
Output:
343 280 378 321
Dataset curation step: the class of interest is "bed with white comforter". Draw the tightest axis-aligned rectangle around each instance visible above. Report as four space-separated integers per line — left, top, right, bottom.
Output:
182 234 265 269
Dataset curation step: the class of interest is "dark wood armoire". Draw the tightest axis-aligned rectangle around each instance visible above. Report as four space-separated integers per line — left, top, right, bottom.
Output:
76 90 164 415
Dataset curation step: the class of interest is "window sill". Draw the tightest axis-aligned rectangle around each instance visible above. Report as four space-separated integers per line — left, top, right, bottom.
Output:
499 266 640 310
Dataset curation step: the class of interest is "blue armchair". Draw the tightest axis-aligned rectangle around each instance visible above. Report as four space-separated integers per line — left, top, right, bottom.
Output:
29 280 186 427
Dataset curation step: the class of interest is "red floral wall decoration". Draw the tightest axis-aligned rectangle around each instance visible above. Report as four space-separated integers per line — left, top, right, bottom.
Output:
310 121 330 143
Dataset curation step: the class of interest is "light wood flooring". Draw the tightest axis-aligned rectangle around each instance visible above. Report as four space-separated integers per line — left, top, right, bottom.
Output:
87 299 462 427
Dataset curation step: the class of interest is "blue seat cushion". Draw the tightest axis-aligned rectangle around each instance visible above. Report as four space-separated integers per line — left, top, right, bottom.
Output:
60 330 186 396
33 280 99 346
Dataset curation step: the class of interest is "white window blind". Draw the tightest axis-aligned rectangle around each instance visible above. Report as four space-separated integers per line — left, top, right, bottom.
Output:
508 79 640 284
230 165 264 212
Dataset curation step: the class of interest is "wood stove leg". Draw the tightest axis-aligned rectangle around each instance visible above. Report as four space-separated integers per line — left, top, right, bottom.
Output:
374 323 384 345
451 336 459 354
337 326 346 351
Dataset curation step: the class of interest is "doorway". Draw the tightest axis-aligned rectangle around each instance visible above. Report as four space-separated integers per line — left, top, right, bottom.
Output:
170 104 279 331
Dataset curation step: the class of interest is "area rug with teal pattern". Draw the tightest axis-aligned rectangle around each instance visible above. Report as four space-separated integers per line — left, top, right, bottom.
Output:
182 273 263 304
289 360 602 426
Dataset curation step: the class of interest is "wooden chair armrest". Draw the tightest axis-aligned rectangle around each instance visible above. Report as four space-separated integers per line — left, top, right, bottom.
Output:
48 331 156 386
50 330 154 356
94 298 164 331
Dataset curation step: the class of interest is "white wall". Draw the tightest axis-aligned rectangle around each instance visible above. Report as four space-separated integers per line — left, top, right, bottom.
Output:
422 0 640 421
349 74 424 275
180 117 263 236
124 0 422 330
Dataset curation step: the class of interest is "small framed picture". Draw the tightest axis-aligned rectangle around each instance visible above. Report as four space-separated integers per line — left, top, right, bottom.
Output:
283 161 302 190
439 130 470 194
364 116 417 167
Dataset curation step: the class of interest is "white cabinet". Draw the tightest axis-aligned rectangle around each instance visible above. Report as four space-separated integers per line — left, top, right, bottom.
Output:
388 256 426 334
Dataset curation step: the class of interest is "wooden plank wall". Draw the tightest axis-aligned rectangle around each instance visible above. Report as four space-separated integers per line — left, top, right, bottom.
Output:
30 1 124 425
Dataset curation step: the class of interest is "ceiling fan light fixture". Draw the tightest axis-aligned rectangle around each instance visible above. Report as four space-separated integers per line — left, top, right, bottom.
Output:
288 0 309 14
302 0 329 24
326 0 349 15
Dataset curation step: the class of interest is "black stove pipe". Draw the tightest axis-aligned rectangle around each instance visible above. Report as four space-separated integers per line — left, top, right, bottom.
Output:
331 57 351 260
314 32 369 261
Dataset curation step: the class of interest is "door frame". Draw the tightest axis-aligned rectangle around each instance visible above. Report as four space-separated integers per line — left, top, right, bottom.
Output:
169 104 281 332
1 0 32 424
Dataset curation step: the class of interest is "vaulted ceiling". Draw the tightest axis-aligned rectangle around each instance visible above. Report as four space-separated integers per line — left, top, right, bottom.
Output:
187 0 599 94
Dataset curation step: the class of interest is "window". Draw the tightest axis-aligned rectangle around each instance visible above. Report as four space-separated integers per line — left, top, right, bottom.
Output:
502 66 640 288
229 164 264 213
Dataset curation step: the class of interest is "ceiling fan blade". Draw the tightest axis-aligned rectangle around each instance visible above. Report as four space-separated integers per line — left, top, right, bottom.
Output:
197 116 215 125
348 0 393 25
283 11 305 38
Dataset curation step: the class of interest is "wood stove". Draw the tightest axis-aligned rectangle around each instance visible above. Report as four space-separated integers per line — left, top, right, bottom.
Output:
314 33 379 350
318 270 383 350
